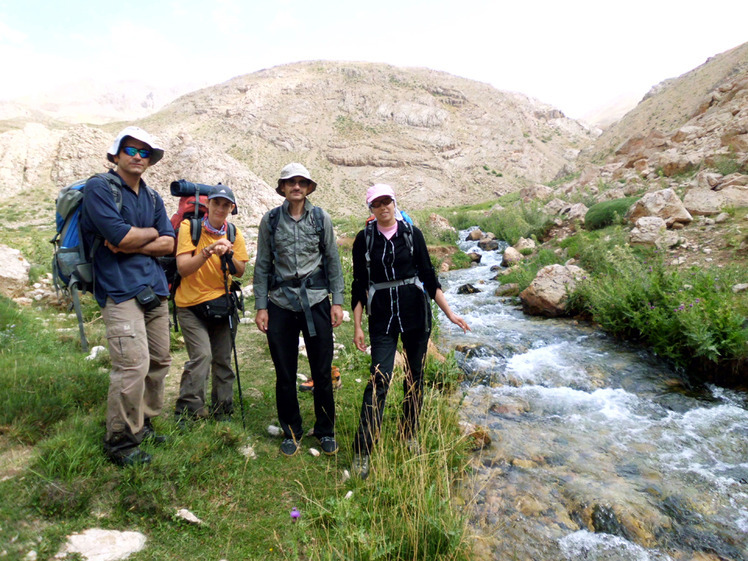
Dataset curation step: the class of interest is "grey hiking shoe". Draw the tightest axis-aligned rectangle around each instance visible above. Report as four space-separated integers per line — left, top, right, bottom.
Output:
352 453 370 480
280 438 300 457
317 436 339 456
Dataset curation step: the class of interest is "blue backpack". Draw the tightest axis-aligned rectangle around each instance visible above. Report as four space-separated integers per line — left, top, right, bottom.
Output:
51 173 155 351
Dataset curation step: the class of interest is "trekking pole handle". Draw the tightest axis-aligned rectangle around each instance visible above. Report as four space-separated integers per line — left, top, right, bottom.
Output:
220 251 237 275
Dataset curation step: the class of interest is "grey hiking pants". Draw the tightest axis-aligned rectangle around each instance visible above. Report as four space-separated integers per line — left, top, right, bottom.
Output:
174 306 236 417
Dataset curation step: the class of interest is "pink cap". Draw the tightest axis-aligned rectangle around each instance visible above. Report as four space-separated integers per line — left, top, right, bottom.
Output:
366 184 396 207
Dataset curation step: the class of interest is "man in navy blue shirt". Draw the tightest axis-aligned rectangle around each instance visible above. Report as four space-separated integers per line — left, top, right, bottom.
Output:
81 126 175 466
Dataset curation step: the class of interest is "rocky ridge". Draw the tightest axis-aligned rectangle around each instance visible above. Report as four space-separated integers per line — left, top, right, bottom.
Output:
0 61 597 233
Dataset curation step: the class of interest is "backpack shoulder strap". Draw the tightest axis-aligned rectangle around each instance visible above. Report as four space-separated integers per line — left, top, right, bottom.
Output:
311 206 328 285
189 217 201 248
267 206 281 259
401 219 414 256
365 220 376 285
142 185 157 209
90 173 123 212
311 206 326 249
227 222 236 244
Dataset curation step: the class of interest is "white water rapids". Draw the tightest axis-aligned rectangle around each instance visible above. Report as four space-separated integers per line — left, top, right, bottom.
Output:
435 230 748 561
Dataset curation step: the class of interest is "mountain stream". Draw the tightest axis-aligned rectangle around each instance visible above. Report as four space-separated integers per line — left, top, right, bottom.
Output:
436 230 748 561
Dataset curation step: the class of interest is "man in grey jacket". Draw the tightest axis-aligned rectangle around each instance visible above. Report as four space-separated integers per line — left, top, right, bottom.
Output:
254 163 344 457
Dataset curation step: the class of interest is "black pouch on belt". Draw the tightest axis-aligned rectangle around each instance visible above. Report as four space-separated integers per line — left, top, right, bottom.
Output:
136 286 161 312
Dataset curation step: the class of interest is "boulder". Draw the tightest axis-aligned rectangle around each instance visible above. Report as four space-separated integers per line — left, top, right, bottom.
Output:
501 246 523 267
629 217 680 249
427 213 456 236
691 170 722 190
56 529 147 561
478 238 500 251
520 183 553 202
544 198 571 215
495 283 520 297
683 188 726 216
626 188 692 227
519 264 587 317
466 229 483 241
457 283 481 295
0 244 30 297
564 203 589 222
514 237 536 252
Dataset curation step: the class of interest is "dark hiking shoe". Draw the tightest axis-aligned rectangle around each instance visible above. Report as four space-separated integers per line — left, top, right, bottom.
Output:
280 438 300 457
175 407 210 431
317 436 339 456
109 447 152 467
211 405 233 422
142 419 168 445
352 453 369 480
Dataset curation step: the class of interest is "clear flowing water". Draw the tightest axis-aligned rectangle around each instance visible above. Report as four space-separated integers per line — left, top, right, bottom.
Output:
434 230 748 561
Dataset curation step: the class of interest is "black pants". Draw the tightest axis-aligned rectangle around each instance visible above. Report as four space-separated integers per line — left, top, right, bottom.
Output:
266 299 335 440
353 326 430 454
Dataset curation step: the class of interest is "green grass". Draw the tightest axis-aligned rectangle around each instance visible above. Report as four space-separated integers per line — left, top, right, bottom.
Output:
0 259 473 561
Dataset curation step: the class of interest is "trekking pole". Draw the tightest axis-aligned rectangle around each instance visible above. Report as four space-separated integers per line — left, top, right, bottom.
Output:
221 251 246 429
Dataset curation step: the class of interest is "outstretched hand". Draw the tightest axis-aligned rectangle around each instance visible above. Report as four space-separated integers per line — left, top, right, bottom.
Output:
449 313 471 333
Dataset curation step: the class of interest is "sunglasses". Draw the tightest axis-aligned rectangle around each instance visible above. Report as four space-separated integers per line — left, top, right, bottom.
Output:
370 197 393 208
122 146 152 159
285 178 311 187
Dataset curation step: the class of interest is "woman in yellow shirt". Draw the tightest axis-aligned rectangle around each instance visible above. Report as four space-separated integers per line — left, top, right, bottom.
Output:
174 185 249 424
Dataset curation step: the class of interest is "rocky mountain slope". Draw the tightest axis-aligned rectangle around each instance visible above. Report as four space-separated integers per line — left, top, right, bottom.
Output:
584 41 748 162
0 61 596 231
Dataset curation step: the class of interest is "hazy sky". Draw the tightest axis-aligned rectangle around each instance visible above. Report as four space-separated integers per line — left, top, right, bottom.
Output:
1 0 746 119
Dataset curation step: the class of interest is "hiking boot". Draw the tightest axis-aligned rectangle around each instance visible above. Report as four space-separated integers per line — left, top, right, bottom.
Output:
212 411 232 422
210 403 233 422
175 407 210 430
317 436 339 456
299 379 314 392
142 419 168 445
352 453 370 480
280 438 300 457
109 447 152 467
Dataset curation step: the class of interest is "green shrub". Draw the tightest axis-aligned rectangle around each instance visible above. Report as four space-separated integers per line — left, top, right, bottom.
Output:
450 202 552 246
713 154 742 176
584 197 638 231
570 247 748 366
449 251 473 270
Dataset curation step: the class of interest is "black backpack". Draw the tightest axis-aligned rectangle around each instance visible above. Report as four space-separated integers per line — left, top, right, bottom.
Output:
51 173 155 352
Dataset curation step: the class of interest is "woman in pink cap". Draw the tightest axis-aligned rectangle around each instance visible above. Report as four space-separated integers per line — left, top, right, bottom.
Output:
349 184 470 479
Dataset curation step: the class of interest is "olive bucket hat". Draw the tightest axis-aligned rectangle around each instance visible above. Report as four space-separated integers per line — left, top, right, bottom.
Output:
276 163 317 196
106 126 165 165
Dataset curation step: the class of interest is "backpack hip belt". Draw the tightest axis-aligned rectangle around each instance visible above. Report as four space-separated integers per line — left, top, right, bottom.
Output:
273 268 328 337
366 276 424 316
